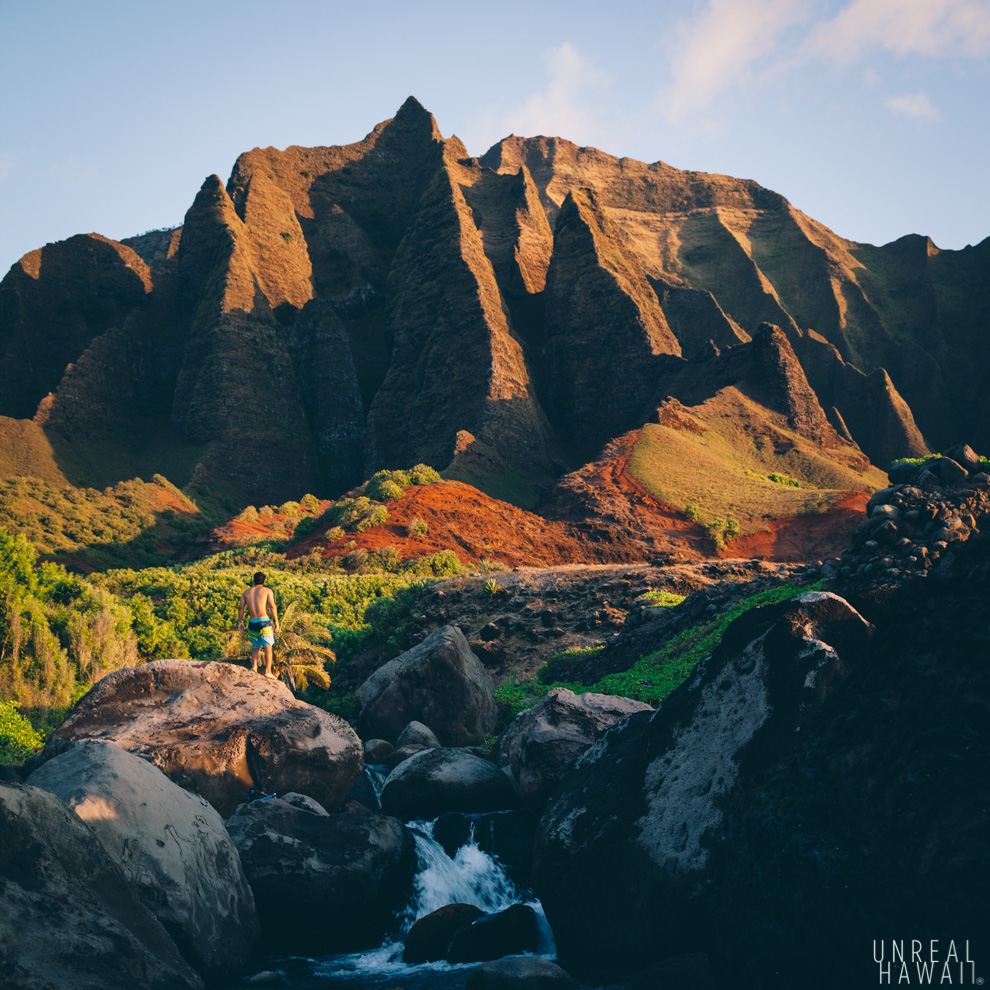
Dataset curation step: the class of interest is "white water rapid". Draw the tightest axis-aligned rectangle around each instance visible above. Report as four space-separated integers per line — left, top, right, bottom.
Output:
305 818 555 985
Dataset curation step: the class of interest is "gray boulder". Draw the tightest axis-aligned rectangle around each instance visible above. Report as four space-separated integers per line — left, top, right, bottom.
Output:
493 688 652 810
356 626 497 746
396 719 441 750
0 781 203 990
44 659 363 816
446 903 548 963
380 748 520 820
225 796 416 951
26 740 258 982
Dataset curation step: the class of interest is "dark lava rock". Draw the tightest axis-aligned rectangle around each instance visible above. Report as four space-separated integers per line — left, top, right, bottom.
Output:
446 903 545 963
380 748 520 821
225 798 416 952
356 626 497 746
402 903 483 963
536 552 990 988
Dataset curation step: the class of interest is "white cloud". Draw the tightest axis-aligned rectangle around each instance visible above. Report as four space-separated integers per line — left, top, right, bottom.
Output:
660 0 811 123
659 0 990 124
884 90 942 121
0 153 14 182
496 42 611 143
805 0 990 61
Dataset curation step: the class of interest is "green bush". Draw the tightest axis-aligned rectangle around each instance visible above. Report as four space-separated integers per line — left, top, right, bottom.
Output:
367 546 402 572
0 701 44 764
409 464 441 485
767 473 800 488
279 501 301 518
300 493 319 512
407 517 428 538
684 502 702 523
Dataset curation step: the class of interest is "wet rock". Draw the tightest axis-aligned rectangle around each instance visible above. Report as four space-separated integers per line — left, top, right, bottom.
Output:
363 739 393 763
446 903 546 963
42 659 363 817
225 798 416 952
26 740 258 982
432 809 537 884
356 626 497 747
465 955 579 989
380 748 520 820
402 903 484 963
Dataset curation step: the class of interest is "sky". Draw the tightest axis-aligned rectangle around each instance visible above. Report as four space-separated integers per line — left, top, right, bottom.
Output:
1 0 988 276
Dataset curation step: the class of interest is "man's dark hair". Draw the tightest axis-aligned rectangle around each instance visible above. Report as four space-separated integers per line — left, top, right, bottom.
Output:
253 572 265 586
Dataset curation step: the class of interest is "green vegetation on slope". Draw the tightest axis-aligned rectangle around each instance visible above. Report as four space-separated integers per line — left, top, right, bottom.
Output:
628 397 885 541
0 474 222 570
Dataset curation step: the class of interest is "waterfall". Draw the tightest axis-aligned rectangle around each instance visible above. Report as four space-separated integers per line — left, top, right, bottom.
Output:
307 818 555 982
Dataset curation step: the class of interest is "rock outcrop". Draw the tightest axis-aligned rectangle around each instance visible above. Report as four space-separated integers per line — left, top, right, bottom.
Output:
356 625 497 747
26 739 258 982
492 687 652 811
43 660 363 817
0 781 203 990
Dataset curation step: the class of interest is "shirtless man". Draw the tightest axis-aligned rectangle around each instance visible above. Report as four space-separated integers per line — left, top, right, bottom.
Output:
237 572 280 679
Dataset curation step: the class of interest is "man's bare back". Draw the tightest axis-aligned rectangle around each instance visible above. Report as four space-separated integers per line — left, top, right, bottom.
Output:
241 584 276 620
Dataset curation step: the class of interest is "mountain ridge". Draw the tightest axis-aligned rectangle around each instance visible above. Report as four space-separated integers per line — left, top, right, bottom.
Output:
1 97 984 517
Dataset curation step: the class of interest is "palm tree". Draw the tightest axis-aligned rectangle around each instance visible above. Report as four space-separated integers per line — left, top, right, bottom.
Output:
223 599 335 692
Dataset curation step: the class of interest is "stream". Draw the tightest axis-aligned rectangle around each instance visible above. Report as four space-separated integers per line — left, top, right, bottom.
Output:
229 770 624 989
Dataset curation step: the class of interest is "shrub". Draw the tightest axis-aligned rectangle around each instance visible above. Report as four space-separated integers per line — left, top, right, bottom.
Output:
279 501 301 518
238 506 259 523
484 578 503 597
323 526 344 544
767 473 800 488
367 545 402 572
293 516 320 539
478 557 509 573
258 505 274 519
409 464 441 485
684 502 702 523
300 493 319 512
407 517 428 538
329 497 389 533
0 701 44 764
341 548 368 571
365 471 405 502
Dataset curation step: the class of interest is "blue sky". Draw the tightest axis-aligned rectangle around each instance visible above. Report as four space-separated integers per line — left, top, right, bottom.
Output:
1 0 988 276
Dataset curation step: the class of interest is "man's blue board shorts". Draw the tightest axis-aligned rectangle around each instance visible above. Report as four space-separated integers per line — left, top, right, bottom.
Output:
248 617 274 648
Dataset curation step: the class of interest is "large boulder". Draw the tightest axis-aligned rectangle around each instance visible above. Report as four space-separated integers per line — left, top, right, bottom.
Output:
379 748 520 820
356 626 497 746
0 781 203 990
26 739 259 982
225 797 416 952
43 659 363 816
535 592 881 986
402 903 484 963
492 688 652 810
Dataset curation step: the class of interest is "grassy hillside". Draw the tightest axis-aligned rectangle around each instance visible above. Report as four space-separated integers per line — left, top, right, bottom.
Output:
628 389 887 545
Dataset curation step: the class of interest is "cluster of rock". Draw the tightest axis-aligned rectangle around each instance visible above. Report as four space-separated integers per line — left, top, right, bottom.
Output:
3 621 656 989
822 443 989 589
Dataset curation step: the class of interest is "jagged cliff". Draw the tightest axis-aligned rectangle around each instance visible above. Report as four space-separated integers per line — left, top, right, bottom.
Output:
1 97 984 505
